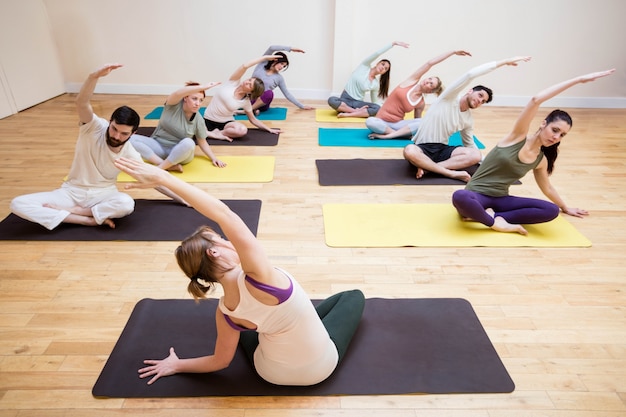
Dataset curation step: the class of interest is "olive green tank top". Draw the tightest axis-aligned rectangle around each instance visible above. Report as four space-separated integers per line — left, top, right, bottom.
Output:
466 139 543 197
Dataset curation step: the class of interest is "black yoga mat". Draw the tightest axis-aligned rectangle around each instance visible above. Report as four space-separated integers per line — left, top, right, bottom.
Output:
135 127 279 146
316 159 481 186
92 297 514 397
0 199 261 241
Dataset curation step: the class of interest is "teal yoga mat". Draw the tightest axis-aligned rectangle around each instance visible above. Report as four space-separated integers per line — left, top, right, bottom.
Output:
145 106 287 121
318 128 485 149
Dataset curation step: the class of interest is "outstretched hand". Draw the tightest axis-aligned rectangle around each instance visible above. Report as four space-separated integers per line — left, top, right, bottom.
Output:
579 68 616 83
93 63 123 78
454 50 472 57
504 56 532 66
203 81 221 90
114 157 170 189
392 41 410 48
138 347 180 385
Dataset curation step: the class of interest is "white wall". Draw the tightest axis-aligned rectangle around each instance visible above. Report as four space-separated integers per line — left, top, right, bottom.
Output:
330 0 626 108
32 0 626 108
0 0 65 118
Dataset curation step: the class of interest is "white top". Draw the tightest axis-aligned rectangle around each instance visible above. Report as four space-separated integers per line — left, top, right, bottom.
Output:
66 114 142 189
218 268 338 385
412 61 498 148
203 80 252 123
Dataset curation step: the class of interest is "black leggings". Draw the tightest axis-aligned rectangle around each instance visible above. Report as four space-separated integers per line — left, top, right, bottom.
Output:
239 289 365 365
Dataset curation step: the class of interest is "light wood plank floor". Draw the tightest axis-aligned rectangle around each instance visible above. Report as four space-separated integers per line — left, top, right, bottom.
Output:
0 94 625 416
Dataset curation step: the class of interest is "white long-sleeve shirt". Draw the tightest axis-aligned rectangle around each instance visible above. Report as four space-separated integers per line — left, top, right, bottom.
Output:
412 61 498 148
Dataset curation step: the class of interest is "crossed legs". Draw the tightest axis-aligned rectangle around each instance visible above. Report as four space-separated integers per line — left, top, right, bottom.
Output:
403 143 481 182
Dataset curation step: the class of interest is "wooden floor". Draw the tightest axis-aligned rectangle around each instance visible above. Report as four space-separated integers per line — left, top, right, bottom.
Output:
0 93 625 416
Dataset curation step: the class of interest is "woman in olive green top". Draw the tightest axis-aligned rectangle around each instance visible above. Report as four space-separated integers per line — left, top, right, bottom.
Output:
452 68 615 235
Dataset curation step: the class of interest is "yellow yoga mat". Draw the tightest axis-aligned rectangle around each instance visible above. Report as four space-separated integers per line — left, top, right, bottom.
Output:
117 156 275 183
323 203 591 248
316 109 413 123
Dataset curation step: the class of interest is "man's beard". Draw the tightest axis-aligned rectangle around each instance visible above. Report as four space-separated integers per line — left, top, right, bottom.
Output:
106 130 128 148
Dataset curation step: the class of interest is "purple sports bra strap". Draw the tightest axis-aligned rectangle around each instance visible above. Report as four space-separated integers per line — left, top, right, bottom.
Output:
245 274 293 304
223 313 252 332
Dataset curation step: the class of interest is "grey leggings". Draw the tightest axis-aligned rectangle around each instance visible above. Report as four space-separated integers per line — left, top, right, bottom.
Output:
239 289 365 365
129 134 196 165
327 91 380 116
365 116 423 136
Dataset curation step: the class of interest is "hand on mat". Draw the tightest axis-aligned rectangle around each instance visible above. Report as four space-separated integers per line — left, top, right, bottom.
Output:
268 128 282 134
115 157 168 189
139 347 180 385
212 157 227 168
561 206 589 218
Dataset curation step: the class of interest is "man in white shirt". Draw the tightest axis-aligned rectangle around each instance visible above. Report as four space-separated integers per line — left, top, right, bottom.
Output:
403 56 531 182
10 64 177 230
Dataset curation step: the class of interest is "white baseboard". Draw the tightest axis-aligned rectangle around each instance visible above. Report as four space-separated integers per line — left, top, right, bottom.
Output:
65 83 626 109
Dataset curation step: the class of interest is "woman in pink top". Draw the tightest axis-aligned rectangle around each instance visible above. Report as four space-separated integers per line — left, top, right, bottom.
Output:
114 158 365 386
366 50 471 139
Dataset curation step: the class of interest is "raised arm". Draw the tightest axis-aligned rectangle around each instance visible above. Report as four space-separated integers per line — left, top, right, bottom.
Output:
507 69 616 141
114 158 273 278
75 63 123 124
262 45 294 55
495 56 532 69
441 56 531 100
229 56 278 82
164 82 220 106
360 41 409 66
399 50 471 88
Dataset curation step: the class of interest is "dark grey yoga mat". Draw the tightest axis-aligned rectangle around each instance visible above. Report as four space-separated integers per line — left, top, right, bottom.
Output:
316 159 481 186
135 127 280 146
92 297 514 397
0 199 261 241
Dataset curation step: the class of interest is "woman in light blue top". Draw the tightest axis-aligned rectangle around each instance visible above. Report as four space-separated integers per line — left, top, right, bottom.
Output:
327 41 409 118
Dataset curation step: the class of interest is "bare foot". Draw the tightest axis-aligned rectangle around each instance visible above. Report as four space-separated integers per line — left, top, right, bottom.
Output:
491 216 527 235
102 218 116 229
416 168 427 179
206 129 233 142
166 164 184 173
449 170 471 183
